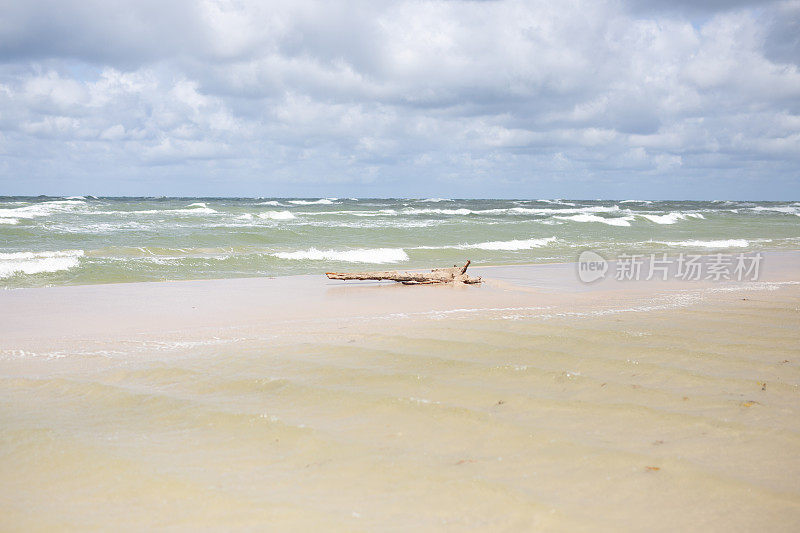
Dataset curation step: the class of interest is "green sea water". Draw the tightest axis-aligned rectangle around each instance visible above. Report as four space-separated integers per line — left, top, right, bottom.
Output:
1 196 798 288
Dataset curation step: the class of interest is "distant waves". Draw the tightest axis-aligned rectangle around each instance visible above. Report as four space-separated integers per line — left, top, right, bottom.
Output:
0 197 796 286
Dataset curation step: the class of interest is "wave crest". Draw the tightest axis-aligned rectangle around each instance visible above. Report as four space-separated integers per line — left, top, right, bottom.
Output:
554 214 634 226
639 212 705 224
257 210 295 220
0 250 84 278
463 237 557 250
273 247 408 263
657 239 751 248
288 199 335 205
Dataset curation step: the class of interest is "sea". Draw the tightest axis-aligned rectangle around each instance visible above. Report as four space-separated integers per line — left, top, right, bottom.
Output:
1 196 798 288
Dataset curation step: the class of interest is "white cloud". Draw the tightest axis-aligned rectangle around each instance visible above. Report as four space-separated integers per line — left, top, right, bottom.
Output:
0 0 798 198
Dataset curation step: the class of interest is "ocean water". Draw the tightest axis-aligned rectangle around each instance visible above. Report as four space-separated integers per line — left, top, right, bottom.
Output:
1 196 798 288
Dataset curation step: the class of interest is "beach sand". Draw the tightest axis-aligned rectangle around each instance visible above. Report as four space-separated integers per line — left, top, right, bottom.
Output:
1 254 799 531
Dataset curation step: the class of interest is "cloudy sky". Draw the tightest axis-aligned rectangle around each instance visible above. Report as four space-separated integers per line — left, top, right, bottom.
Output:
1 0 798 198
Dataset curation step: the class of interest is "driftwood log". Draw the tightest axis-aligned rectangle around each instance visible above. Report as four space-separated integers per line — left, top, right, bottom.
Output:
326 260 482 285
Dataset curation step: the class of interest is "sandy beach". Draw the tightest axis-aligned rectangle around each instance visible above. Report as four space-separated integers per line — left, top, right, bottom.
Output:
1 254 799 531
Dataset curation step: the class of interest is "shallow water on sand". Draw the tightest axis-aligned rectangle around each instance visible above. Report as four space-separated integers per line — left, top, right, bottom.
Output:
1 283 798 531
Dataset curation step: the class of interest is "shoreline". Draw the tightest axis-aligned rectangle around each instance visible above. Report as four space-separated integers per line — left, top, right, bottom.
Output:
4 247 799 292
2 250 798 354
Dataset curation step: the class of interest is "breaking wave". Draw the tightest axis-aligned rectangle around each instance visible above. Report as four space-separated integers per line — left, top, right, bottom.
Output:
657 239 751 248
131 205 218 215
554 214 634 226
403 208 473 215
464 237 558 250
0 200 86 221
257 210 296 220
749 206 800 216
0 250 84 278
273 247 409 263
639 212 705 224
288 199 336 205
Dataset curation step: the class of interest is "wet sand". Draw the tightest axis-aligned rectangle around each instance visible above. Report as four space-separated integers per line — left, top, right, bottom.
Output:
1 254 799 531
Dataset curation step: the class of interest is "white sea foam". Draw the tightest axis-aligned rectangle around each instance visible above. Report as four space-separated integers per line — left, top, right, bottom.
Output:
129 206 218 215
0 249 84 278
509 205 622 215
749 206 800 216
0 200 85 220
554 214 634 226
419 198 450 203
639 212 705 224
403 208 474 215
0 218 19 224
273 247 408 263
303 209 398 217
257 201 283 206
288 199 335 205
620 200 653 204
402 205 623 217
413 237 557 251
186 202 208 208
258 210 296 220
64 196 86 200
657 239 751 248
350 209 398 217
537 199 576 206
462 237 558 250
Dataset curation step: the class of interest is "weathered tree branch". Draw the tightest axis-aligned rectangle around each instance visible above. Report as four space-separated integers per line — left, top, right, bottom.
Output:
326 260 481 285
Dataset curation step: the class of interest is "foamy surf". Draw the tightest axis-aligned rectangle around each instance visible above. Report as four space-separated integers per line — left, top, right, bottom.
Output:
273 247 409 263
465 237 557 250
0 249 84 278
131 206 219 215
639 212 705 224
403 208 473 215
288 199 336 205
2 197 796 288
536 199 577 206
258 210 296 220
749 205 800 216
0 200 86 220
555 214 634 226
657 239 751 248
509 205 622 215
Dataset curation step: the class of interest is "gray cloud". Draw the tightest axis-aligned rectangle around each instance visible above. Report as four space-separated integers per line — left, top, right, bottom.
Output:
763 2 800 67
0 0 798 198
625 0 775 16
